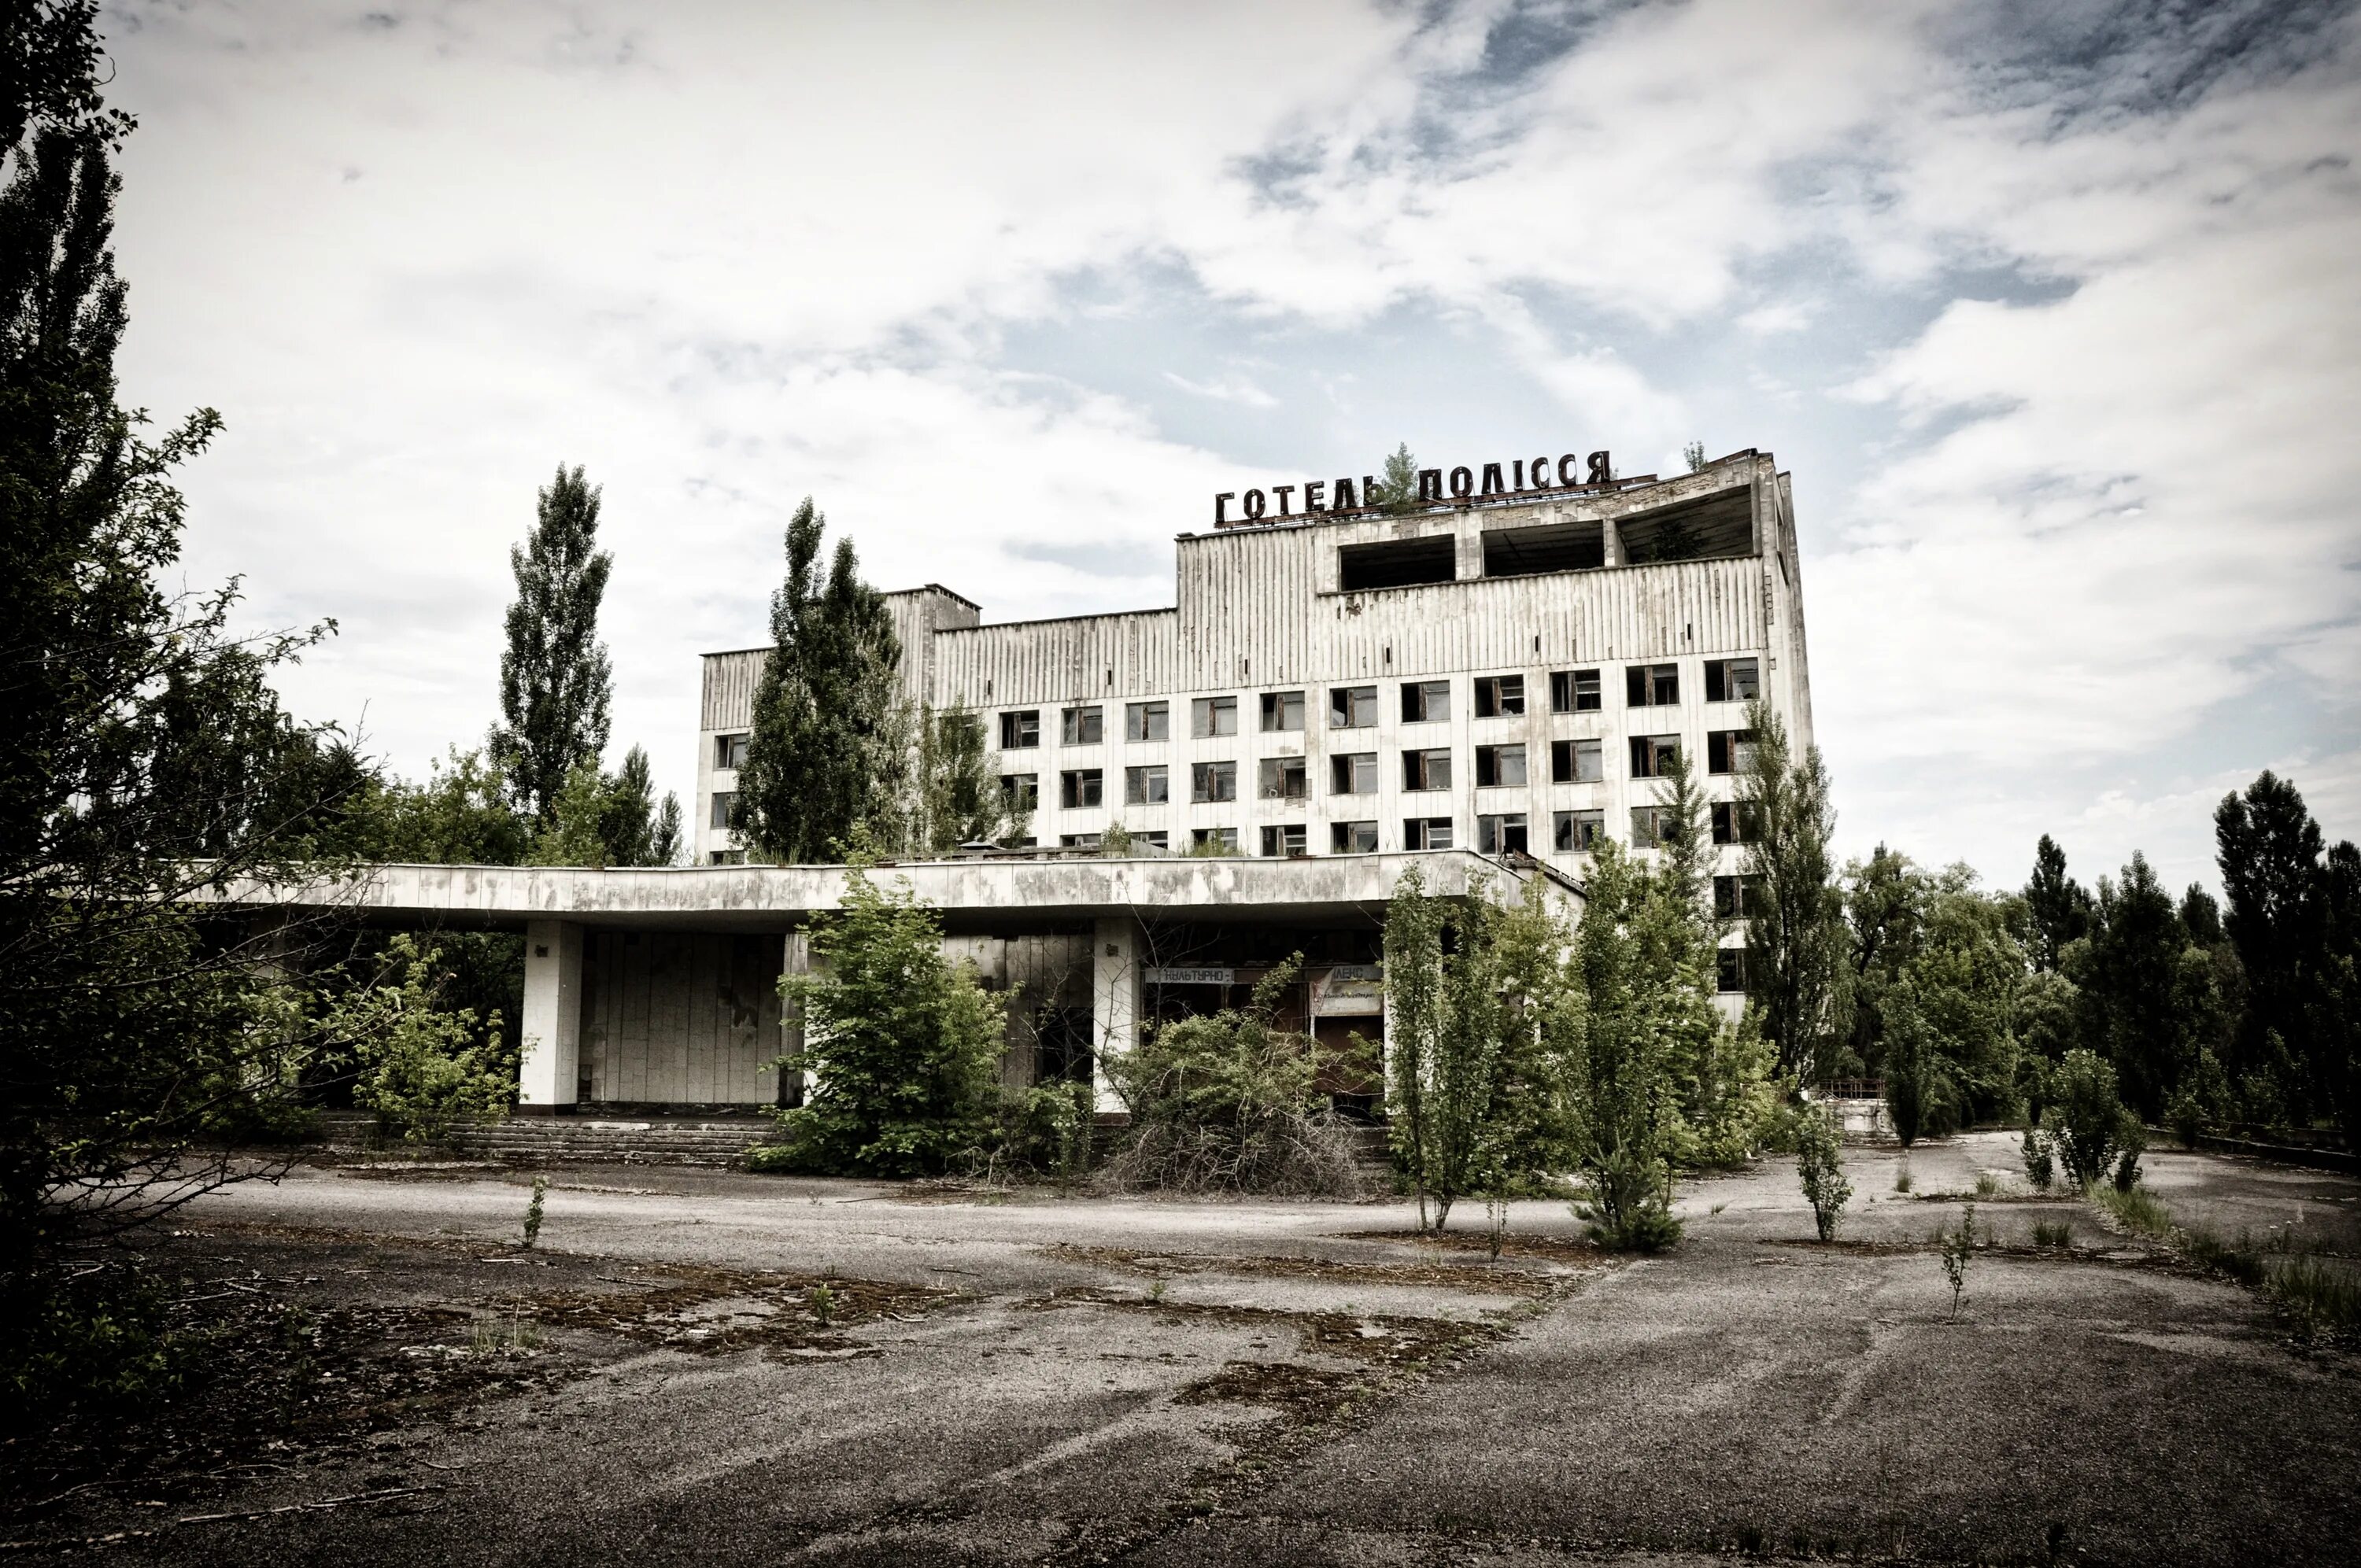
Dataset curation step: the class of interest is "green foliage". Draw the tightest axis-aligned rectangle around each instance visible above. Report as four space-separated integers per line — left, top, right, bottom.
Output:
1108 958 1367 1195
2089 1179 2172 1238
738 499 907 864
2021 1124 2054 1190
1938 1198 1976 1321
2 1263 178 1434
337 935 513 1143
1683 440 1708 473
526 747 681 868
2043 1048 2134 1188
2112 1120 2146 1192
910 703 1014 852
2071 852 2191 1120
1568 840 1688 1252
1795 1102 1850 1241
2031 1219 2072 1248
2023 834 2093 973
490 463 613 824
353 746 532 865
1376 442 1421 513
523 1174 549 1248
773 857 1007 1175
1739 702 1844 1083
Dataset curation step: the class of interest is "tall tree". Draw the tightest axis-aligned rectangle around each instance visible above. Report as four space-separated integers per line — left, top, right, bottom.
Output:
2215 771 2325 1111
2071 853 2189 1121
491 464 612 824
737 499 904 863
2023 834 2093 972
1738 699 1843 1082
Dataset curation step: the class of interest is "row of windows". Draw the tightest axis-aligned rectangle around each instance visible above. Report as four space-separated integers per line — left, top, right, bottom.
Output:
1051 812 1765 858
1002 729 1757 809
990 659 1761 750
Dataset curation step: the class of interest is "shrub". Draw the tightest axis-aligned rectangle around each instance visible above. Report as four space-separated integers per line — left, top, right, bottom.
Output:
2045 1050 2129 1188
2030 1219 2071 1248
523 1175 549 1249
1575 1139 1683 1253
2021 1125 2054 1191
1938 1198 1976 1321
339 934 512 1143
2269 1255 2361 1334
1893 1157 1913 1194
1974 1171 2001 1197
1105 958 1367 1196
2 1264 179 1435
2090 1180 2172 1238
2112 1119 2146 1192
1795 1103 1850 1242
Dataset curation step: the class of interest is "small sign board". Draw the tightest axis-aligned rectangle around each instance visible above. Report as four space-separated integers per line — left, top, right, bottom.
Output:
1145 965 1235 987
1310 964 1384 1016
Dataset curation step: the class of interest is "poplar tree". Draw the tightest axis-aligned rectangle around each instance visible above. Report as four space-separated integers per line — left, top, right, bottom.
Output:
737 499 904 863
491 464 612 823
1738 700 1843 1082
2023 834 2093 972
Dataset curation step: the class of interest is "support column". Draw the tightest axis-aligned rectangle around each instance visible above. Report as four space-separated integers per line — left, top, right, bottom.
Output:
778 930 811 1108
1092 917 1145 1115
518 920 582 1112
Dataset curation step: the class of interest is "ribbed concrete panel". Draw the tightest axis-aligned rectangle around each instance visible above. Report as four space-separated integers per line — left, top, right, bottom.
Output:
700 650 767 733
582 931 782 1105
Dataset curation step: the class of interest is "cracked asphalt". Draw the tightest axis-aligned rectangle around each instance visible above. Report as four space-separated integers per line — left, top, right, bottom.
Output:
13 1132 2359 1566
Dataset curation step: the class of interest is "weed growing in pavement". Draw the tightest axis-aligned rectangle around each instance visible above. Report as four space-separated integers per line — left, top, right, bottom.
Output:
2270 1255 2361 1332
2090 1182 2172 1238
1146 1279 1168 1304
2085 1183 2361 1334
1938 1199 1976 1321
1893 1158 1912 1194
1484 1194 1509 1260
808 1282 836 1327
1974 1171 2001 1197
470 1311 542 1356
1795 1103 1851 1242
2030 1219 2072 1249
523 1174 549 1249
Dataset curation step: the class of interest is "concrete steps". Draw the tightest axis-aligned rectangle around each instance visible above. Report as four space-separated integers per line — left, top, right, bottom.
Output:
315 1110 781 1168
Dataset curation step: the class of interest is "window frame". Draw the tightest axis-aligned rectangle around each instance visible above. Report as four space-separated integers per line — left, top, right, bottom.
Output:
1258 755 1309 800
1328 684 1380 729
1124 764 1169 806
1330 820 1380 854
999 709 1042 749
1258 690 1306 732
999 773 1040 811
1060 705 1104 746
1329 751 1378 795
1402 816 1454 850
714 732 751 770
1705 658 1761 704
1473 673 1527 718
1548 669 1602 714
1553 808 1605 851
1259 823 1309 858
1059 768 1103 809
1629 734 1682 779
1401 679 1451 723
1191 759 1238 803
1191 695 1239 738
1402 747 1453 791
1475 743 1528 788
1477 812 1529 855
1125 700 1169 742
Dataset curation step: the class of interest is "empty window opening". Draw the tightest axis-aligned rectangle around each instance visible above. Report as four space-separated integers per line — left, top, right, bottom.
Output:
1258 756 1308 800
1332 820 1380 854
1402 748 1453 791
1059 832 1102 849
1330 752 1378 795
1402 679 1450 723
1474 673 1526 718
1626 664 1679 707
1716 948 1748 994
1714 874 1767 919
1631 805 1681 847
1192 826 1240 852
1061 705 1104 745
1059 769 1103 809
1329 684 1380 729
1339 534 1456 591
1260 824 1309 858
1192 695 1238 737
1551 737 1604 784
1704 658 1760 703
709 791 739 831
1000 773 1039 811
1707 729 1758 776
1630 735 1682 778
1259 690 1306 732
1475 743 1528 788
715 732 750 769
1554 809 1604 852
1478 813 1529 855
1482 519 1605 577
1125 765 1169 805
1550 669 1602 713
1616 486 1755 564
1192 760 1238 803
1711 801 1759 845
1403 816 1454 850
1000 710 1041 748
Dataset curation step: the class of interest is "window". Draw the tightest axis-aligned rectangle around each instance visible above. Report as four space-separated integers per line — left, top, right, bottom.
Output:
707 849 746 866
1705 658 1760 703
1550 737 1604 784
1059 769 1103 809
1402 679 1450 722
1258 756 1308 800
1714 874 1767 919
1554 809 1604 851
1059 832 1102 849
1482 519 1604 577
1125 765 1169 806
1328 684 1380 729
1000 773 1039 811
1478 813 1529 854
708 791 738 830
1000 710 1041 748
1403 817 1454 850
1707 729 1758 775
1126 700 1169 741
1631 805 1680 847
1330 752 1378 795
715 732 750 769
1259 690 1305 732
1402 748 1452 791
1475 743 1528 787
1136 830 1170 850
1339 534 1455 590
1260 824 1309 858
1192 760 1237 803
1474 673 1526 718
1192 695 1237 737
1331 820 1379 854
1629 734 1682 778
1711 802 1759 845
1550 669 1602 714
1625 664 1679 707
1061 705 1103 745
1192 826 1240 852
1716 948 1748 994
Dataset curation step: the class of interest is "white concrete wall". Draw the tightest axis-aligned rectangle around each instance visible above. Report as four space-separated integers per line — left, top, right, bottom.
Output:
519 919 582 1109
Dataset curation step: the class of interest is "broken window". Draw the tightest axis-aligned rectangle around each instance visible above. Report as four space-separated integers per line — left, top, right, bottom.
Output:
1402 817 1454 850
714 732 750 769
1716 948 1747 994
1705 658 1760 703
1550 737 1604 784
1126 700 1169 742
1402 748 1452 791
1713 874 1767 919
1478 813 1529 855
1258 756 1308 800
1707 729 1758 776
1475 743 1528 788
1192 695 1238 738
1061 705 1103 745
1192 826 1240 852
1473 673 1525 718
999 710 1041 749
1136 830 1170 850
1260 824 1309 858
1625 664 1679 707
1124 765 1168 805
1549 669 1602 714
1402 679 1450 723
1000 773 1039 811
1482 519 1605 577
1259 690 1306 732
1629 734 1682 778
1059 832 1102 849
708 791 739 831
1331 820 1379 854
1059 769 1103 809
1329 684 1380 729
1711 802 1760 845
1330 752 1378 795
1192 760 1237 803
1553 809 1604 852
1339 534 1455 590
1630 805 1680 847
707 849 746 866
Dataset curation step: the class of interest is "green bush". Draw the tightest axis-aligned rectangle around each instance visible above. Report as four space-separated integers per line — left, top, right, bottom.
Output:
1795 1103 1851 1242
2112 1120 2147 1192
2021 1125 2054 1191
1 1265 179 1435
2044 1050 2130 1188
337 934 513 1143
1575 1139 1684 1253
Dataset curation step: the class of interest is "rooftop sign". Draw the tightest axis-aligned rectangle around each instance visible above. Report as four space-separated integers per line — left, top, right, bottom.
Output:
1214 450 1613 528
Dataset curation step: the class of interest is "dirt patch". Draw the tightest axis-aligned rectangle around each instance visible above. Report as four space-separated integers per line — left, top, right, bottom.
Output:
1037 1241 1567 1297
1333 1227 1607 1265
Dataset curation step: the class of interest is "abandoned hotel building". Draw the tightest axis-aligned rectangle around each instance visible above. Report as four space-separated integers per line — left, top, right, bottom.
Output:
277 449 1815 1116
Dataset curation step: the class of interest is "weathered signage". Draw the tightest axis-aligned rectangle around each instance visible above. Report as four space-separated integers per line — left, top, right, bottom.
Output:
1214 451 1613 529
1310 964 1384 1017
1144 965 1235 987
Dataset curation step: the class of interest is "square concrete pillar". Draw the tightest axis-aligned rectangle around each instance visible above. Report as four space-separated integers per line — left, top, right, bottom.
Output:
1092 916 1145 1114
779 930 811 1108
519 919 583 1110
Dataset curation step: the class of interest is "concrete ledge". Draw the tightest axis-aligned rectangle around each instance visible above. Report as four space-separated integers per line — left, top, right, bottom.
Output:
2193 1132 2361 1176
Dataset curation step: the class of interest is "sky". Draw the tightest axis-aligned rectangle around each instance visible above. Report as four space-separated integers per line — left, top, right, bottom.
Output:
98 0 2361 896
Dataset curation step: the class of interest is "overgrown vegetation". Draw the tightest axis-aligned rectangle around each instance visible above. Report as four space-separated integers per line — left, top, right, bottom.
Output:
1938 1199 1977 1321
1796 1103 1850 1241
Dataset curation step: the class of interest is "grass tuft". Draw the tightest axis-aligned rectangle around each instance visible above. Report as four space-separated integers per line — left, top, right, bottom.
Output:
2030 1219 2071 1249
2088 1182 2172 1238
2267 1254 2361 1332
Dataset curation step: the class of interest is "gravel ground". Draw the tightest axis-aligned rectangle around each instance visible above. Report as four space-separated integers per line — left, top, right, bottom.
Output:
8 1132 2357 1566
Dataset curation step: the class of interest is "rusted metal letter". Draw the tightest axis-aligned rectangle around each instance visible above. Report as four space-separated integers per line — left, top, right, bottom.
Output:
1449 467 1473 500
1214 492 1235 526
1333 478 1359 509
1557 453 1581 485
1480 462 1506 495
1417 469 1443 503
1243 488 1266 520
1587 450 1611 484
1531 456 1550 490
1273 484 1295 516
1304 480 1326 512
